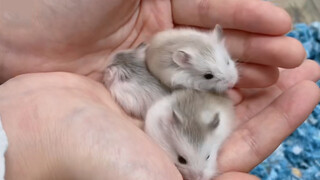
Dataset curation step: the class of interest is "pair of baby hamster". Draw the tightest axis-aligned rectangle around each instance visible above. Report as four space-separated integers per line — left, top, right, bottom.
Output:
103 25 238 180
104 25 238 118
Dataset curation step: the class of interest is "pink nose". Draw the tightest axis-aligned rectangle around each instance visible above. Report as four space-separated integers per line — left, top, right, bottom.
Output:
195 172 204 180
183 172 204 180
228 82 235 88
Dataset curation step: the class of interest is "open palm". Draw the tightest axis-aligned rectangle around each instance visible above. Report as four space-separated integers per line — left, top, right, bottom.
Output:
1 0 319 179
216 60 320 179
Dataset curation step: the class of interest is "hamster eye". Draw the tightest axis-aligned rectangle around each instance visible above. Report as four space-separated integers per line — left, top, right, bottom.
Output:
206 155 210 160
203 73 214 80
178 155 188 164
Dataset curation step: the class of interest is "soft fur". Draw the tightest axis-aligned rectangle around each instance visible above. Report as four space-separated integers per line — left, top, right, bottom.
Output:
146 25 238 93
145 90 235 180
103 44 169 119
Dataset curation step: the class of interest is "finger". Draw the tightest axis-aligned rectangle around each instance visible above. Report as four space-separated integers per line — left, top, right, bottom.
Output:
219 81 320 172
172 0 291 35
228 63 279 105
227 88 243 105
215 172 260 180
225 30 306 68
236 63 279 88
277 60 320 90
236 60 320 122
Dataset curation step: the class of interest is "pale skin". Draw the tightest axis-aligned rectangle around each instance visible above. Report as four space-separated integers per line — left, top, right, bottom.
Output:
0 0 320 179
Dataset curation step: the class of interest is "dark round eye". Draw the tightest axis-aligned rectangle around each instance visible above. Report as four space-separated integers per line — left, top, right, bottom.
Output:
203 73 214 80
178 155 187 164
206 155 210 160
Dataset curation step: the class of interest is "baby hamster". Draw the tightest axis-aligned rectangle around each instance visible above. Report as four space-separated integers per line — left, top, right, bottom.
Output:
146 25 238 93
144 89 235 180
103 43 170 119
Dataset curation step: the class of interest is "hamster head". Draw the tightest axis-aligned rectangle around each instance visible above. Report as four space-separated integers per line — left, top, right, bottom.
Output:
171 25 238 93
145 91 233 180
166 110 221 180
104 43 147 87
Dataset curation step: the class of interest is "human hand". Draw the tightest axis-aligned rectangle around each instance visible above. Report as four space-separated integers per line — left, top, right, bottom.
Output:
215 60 320 179
0 0 316 179
1 61 318 180
0 72 182 180
0 0 305 87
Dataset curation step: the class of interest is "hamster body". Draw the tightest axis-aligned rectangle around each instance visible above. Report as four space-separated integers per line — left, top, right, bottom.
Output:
103 43 170 119
145 89 235 180
146 25 238 93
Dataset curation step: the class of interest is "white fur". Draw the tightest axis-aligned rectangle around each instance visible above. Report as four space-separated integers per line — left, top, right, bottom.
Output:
146 26 239 93
103 47 169 119
105 69 168 119
145 91 235 180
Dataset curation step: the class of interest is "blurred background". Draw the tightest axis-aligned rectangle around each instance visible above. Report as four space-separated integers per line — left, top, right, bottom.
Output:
273 0 320 23
251 1 320 180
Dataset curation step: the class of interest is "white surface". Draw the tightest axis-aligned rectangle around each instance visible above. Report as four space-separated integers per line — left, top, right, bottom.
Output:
0 115 8 180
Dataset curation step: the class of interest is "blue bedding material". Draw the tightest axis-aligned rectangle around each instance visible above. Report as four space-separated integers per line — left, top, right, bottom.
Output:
250 22 320 180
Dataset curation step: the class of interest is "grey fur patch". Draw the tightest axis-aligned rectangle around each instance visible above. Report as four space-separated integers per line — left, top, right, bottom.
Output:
105 49 170 119
164 37 215 64
147 30 218 71
145 30 219 90
110 51 160 85
171 90 221 147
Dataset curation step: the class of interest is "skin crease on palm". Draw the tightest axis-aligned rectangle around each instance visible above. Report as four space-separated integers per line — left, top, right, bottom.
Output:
0 0 319 179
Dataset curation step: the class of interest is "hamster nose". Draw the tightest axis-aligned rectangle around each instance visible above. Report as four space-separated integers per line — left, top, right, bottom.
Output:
228 82 235 88
195 172 204 180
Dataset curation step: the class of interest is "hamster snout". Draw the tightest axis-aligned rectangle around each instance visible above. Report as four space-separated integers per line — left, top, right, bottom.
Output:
182 171 207 180
181 164 216 180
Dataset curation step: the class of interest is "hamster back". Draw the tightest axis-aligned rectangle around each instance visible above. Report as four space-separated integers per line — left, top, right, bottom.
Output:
104 44 169 119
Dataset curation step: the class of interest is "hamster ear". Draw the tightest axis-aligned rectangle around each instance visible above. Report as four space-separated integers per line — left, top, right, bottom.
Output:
208 113 220 130
136 42 148 50
135 42 149 60
172 110 183 126
159 109 182 130
172 50 192 68
211 24 224 42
